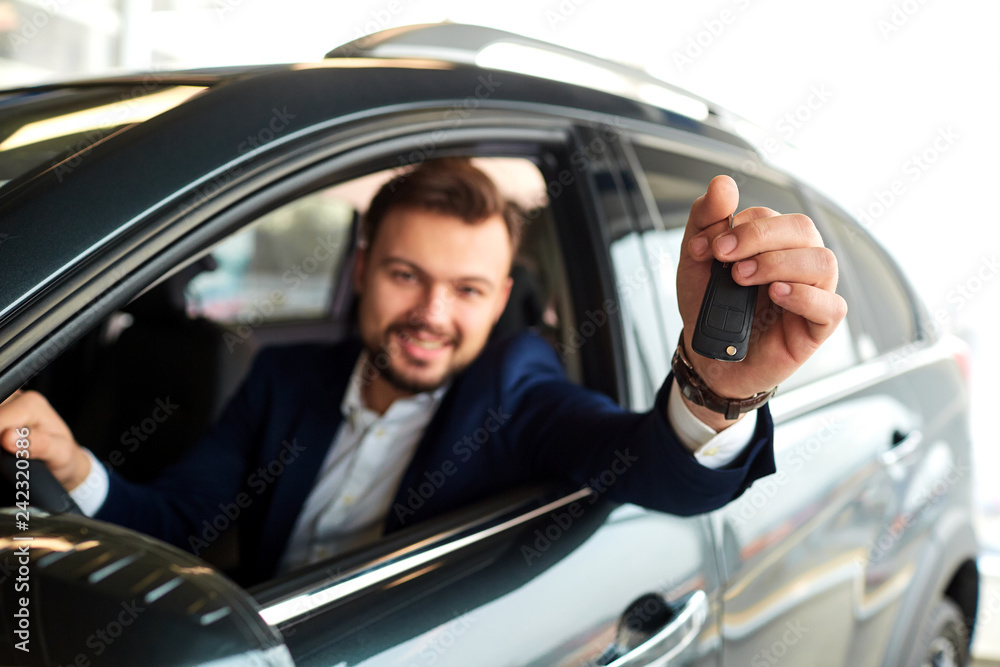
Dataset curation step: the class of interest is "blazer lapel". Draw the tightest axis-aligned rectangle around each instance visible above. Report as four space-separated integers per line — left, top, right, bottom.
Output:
254 340 361 579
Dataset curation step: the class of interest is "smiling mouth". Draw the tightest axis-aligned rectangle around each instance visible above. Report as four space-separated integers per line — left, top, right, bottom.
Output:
392 328 455 355
408 338 447 350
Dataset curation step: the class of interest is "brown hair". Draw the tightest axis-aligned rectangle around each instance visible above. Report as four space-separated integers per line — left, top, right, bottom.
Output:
363 158 523 253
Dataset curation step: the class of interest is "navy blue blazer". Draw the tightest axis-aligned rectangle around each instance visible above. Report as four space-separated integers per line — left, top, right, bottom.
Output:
96 332 775 584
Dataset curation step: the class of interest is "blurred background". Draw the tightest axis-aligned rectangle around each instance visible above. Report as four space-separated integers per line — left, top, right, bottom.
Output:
1 0 997 659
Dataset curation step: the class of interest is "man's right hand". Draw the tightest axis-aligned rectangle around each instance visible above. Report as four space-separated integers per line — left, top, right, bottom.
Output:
0 390 91 491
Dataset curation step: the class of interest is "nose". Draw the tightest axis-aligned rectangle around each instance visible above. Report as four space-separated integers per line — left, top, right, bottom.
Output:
411 282 453 331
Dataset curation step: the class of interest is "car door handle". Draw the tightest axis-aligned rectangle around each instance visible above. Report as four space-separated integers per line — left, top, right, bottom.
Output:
604 590 708 667
881 428 922 466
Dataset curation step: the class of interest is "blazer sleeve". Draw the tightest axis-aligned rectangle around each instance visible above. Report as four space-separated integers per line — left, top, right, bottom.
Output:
94 348 275 550
498 333 776 516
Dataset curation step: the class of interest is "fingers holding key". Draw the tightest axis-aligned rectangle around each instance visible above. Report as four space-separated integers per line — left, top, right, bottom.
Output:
768 281 849 361
688 209 837 290
716 212 823 261
733 246 840 292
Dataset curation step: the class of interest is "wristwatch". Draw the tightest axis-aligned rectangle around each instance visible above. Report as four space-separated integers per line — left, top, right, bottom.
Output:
671 334 777 420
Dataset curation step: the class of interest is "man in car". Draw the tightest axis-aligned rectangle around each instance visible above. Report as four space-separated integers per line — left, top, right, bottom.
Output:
0 158 846 584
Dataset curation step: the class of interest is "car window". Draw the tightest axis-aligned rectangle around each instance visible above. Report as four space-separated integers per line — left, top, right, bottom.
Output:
185 190 356 324
815 201 918 358
26 154 567 566
629 142 859 391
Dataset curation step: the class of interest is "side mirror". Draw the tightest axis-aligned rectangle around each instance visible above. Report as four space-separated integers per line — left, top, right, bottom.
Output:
0 509 294 665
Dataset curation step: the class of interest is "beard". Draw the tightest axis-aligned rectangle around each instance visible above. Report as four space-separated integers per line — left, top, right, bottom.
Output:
362 324 467 395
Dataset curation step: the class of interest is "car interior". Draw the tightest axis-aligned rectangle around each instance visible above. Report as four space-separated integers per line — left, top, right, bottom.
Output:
20 154 595 578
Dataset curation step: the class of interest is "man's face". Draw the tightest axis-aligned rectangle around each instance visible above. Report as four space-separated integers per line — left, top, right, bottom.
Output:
354 206 513 395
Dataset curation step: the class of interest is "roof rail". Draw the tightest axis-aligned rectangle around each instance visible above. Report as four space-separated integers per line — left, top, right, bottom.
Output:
325 23 717 122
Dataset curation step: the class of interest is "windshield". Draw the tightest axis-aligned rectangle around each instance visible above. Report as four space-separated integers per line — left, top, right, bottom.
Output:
0 83 206 193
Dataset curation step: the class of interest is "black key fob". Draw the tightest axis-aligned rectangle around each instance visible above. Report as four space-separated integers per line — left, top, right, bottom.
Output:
691 258 757 362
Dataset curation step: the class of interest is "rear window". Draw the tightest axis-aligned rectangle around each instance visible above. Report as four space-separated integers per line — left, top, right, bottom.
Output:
0 83 205 192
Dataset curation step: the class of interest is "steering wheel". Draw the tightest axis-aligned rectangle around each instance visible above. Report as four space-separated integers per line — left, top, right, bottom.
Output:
0 450 83 515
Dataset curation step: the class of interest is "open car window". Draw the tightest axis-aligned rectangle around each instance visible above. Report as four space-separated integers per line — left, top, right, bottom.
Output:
24 154 576 579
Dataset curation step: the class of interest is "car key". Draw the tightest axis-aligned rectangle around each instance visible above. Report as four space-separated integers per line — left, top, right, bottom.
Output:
691 214 757 362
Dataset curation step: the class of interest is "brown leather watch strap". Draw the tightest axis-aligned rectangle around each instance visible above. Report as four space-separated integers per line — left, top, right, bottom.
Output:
671 334 777 420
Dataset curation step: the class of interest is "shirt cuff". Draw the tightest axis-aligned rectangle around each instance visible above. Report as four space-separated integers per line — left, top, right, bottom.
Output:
668 378 758 469
69 448 109 517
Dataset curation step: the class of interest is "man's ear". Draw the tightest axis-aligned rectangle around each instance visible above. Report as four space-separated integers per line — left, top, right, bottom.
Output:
352 245 368 295
493 275 514 324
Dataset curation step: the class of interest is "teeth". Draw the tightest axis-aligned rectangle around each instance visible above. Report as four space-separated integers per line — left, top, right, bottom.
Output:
410 338 445 350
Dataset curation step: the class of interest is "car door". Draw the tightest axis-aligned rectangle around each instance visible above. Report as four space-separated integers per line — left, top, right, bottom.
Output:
619 133 930 666
803 195 978 665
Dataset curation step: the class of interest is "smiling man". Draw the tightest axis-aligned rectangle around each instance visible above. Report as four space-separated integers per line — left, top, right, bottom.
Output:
0 157 846 584
353 164 519 412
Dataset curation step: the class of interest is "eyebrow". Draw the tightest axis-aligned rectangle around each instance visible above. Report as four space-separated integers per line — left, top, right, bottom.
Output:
380 256 497 290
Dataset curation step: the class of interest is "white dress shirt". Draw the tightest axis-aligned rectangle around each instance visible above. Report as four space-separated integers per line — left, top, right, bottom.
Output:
71 355 758 571
277 353 448 572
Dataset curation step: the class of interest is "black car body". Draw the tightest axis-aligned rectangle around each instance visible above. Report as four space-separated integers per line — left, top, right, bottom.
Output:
0 24 978 666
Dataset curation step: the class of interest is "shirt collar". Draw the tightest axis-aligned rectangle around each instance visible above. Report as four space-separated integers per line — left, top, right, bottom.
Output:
341 350 450 426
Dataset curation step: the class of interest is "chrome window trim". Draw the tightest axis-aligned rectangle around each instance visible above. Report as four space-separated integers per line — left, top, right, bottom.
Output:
258 487 594 627
769 335 961 425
